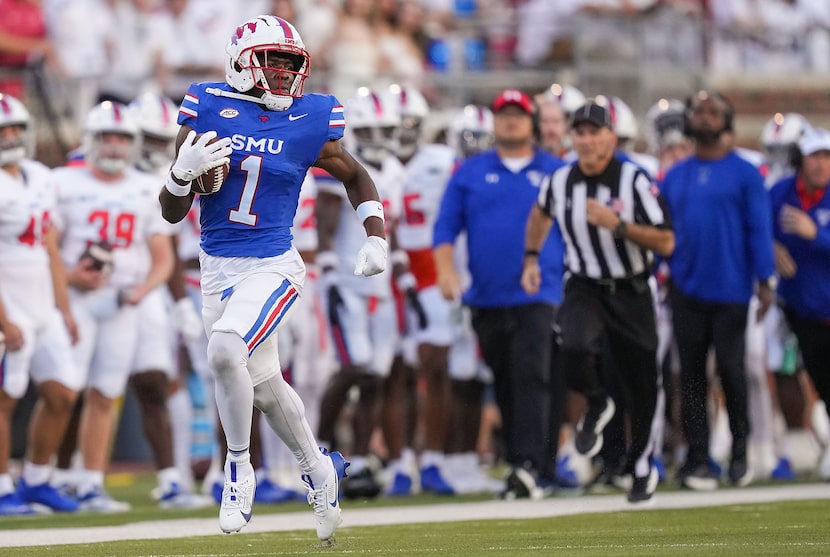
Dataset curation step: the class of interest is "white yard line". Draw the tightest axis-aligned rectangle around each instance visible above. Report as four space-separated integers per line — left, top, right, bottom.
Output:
1 483 828 548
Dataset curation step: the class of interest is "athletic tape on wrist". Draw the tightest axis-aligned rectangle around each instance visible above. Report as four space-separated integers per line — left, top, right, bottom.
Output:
356 200 385 225
165 173 192 197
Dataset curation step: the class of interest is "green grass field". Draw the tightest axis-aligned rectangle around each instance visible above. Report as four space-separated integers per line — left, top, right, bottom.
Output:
1 472 829 556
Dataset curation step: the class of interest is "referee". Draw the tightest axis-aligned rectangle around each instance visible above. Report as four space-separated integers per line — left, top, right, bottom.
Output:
521 101 675 503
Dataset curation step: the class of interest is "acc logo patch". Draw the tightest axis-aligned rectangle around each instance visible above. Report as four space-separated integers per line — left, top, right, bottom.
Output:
220 108 240 119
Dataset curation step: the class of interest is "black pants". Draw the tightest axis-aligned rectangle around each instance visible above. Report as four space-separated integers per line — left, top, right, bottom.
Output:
670 288 749 468
556 276 659 477
783 308 830 423
471 303 556 475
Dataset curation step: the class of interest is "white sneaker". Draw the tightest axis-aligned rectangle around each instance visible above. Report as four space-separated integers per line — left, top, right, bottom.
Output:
303 449 349 542
77 487 131 513
219 459 255 534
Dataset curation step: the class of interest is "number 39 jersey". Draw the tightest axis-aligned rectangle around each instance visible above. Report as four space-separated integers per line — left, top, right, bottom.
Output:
52 166 170 288
178 82 345 258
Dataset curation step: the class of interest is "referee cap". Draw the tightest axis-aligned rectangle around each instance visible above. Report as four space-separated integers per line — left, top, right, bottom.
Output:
570 101 613 130
492 89 534 115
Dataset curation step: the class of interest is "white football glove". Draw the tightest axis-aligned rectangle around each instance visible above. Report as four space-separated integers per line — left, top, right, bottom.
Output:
173 297 204 342
354 236 388 277
171 130 232 182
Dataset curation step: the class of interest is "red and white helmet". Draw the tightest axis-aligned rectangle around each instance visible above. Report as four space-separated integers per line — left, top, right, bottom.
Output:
345 87 400 165
387 84 429 159
0 93 32 166
761 112 809 149
542 83 586 116
225 15 310 111
83 101 140 175
645 98 686 155
129 92 179 173
761 112 810 181
595 95 638 142
448 104 494 158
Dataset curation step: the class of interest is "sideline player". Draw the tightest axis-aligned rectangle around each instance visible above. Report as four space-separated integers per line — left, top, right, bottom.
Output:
158 16 387 542
0 94 80 514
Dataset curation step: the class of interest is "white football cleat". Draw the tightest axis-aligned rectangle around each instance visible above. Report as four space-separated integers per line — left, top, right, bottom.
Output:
219 459 255 534
303 449 349 542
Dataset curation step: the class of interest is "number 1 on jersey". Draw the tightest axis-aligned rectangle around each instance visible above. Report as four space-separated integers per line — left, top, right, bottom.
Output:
229 155 261 226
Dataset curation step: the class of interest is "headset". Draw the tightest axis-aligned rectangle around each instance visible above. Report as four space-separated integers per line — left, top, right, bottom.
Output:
683 89 735 136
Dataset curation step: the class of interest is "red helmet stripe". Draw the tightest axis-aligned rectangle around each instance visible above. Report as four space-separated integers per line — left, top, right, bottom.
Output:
160 98 170 125
274 17 293 40
0 98 9 116
370 92 383 118
112 103 122 123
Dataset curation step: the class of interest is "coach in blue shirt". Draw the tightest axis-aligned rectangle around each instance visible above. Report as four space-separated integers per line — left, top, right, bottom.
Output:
769 128 830 480
660 90 775 491
433 89 564 497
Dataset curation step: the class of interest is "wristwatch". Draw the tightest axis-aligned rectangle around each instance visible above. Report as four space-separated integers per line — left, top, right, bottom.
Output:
613 220 628 239
761 276 779 290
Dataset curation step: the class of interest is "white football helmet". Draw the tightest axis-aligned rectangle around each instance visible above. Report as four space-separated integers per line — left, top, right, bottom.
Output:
645 98 686 155
0 93 32 167
542 83 586 116
387 84 429 160
761 112 810 184
83 101 140 175
448 104 494 159
225 15 310 111
345 87 400 165
129 92 179 173
595 95 638 142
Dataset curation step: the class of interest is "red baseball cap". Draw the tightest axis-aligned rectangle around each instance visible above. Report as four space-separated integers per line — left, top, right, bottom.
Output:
492 89 534 115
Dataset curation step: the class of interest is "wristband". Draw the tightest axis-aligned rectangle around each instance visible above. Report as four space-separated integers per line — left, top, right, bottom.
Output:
356 200 385 225
613 220 628 239
165 173 192 197
524 249 540 258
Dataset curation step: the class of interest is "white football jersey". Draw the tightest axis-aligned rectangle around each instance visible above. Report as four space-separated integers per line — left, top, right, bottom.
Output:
396 143 456 251
291 170 319 253
317 154 405 298
53 166 170 289
0 160 59 318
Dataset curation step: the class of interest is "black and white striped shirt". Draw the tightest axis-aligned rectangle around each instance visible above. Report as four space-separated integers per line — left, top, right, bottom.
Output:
537 157 670 280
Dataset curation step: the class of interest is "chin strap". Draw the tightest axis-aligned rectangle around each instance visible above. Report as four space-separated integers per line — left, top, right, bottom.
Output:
206 87 268 105
205 87 292 111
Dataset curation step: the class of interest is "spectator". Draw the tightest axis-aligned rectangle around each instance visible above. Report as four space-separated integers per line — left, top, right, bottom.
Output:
0 0 57 99
433 88 565 498
660 90 776 491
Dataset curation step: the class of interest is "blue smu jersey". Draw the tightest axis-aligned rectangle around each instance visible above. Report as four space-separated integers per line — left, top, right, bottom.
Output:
178 82 345 257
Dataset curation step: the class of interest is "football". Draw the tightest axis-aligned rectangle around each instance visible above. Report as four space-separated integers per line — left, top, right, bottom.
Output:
192 133 230 195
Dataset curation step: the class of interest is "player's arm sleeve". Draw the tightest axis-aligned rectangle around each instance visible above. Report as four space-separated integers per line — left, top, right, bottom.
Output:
432 170 466 248
326 97 346 142
177 83 201 128
745 168 776 280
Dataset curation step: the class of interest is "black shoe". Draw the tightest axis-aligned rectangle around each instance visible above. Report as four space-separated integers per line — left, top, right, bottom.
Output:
728 457 753 487
678 462 718 491
575 397 616 458
501 466 544 500
340 467 381 500
627 466 658 504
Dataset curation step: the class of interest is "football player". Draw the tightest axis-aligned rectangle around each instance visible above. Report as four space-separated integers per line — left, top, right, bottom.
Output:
158 16 387 542
0 94 80 515
314 86 404 501
53 100 175 512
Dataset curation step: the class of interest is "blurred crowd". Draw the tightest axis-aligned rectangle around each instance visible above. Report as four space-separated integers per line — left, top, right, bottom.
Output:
3 0 830 146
